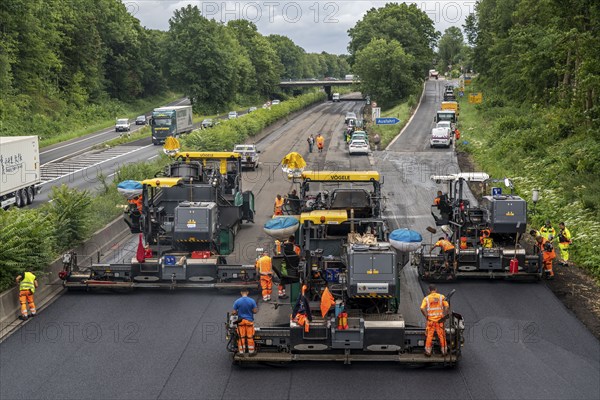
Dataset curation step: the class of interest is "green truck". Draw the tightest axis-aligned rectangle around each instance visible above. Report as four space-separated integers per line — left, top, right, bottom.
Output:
150 105 194 145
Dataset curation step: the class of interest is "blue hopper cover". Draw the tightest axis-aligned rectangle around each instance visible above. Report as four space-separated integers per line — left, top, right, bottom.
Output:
118 180 143 190
390 229 423 243
264 217 299 230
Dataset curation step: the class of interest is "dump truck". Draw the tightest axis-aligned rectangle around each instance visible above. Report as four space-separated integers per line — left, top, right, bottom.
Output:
414 173 543 281
226 170 465 366
150 105 194 145
0 136 41 209
61 151 258 290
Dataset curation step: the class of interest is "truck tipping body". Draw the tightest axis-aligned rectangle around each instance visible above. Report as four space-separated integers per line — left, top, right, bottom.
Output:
0 136 41 209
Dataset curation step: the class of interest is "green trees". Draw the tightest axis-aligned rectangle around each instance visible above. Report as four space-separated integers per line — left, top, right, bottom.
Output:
437 27 467 74
353 39 417 105
347 3 437 104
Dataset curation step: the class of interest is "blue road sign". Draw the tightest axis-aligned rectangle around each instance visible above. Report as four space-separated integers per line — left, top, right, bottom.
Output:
492 187 502 196
375 117 400 125
459 91 464 97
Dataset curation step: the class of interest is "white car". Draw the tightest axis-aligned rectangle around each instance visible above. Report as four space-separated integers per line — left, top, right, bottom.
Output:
228 111 238 119
271 99 281 105
348 139 369 155
332 93 340 102
345 112 357 124
115 118 130 132
430 127 452 148
436 120 456 135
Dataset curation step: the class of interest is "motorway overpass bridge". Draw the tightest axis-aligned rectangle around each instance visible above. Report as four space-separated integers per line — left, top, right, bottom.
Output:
279 79 362 99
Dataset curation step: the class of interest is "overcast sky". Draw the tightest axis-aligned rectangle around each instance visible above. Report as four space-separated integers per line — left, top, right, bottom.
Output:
126 1 475 54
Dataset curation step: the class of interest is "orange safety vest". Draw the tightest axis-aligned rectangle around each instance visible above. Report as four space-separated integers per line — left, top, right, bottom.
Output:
284 242 300 255
435 239 455 252
459 237 468 249
424 293 447 321
316 136 324 148
434 197 441 205
256 255 272 275
274 197 284 211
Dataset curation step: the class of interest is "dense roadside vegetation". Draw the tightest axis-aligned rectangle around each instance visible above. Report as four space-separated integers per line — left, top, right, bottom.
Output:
457 0 600 275
0 1 349 140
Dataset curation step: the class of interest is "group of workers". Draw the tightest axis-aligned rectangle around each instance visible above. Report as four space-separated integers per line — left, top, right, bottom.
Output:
273 190 301 215
529 220 572 279
306 133 325 153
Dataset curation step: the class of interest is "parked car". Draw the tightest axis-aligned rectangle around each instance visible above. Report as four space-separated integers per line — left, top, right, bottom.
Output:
345 112 357 124
233 144 260 170
348 139 369 155
115 118 130 132
228 111 238 119
248 106 257 113
135 115 147 125
350 131 368 142
271 100 281 105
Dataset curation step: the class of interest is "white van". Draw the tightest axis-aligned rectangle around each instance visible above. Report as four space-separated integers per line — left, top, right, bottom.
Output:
430 127 451 148
332 93 340 102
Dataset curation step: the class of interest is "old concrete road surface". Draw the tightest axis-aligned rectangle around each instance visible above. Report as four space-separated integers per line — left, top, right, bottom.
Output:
376 79 600 399
2 93 598 400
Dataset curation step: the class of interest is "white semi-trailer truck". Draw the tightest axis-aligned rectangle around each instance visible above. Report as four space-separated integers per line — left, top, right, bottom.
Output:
0 136 41 209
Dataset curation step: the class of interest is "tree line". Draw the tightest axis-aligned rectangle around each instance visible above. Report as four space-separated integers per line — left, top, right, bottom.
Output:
0 0 350 128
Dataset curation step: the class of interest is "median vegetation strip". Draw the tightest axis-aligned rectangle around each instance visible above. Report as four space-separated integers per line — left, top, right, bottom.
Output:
367 92 419 149
456 87 600 277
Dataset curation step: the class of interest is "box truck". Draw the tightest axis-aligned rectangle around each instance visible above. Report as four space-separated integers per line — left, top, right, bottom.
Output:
0 136 41 209
150 105 194 145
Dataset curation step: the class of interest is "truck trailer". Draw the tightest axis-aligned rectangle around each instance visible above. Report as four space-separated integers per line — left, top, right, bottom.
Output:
226 170 465 366
150 105 194 145
0 136 41 209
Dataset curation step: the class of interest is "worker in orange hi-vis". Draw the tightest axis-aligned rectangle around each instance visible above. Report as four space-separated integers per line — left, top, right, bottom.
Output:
316 133 325 153
536 235 556 279
256 250 273 301
16 271 38 320
420 284 449 357
292 285 312 332
274 194 284 215
232 288 258 356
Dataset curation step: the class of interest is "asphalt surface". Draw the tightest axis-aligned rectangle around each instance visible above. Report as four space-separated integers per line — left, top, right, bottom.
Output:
1 89 598 400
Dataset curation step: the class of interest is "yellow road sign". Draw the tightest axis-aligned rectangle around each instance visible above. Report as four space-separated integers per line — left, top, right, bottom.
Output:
469 92 483 104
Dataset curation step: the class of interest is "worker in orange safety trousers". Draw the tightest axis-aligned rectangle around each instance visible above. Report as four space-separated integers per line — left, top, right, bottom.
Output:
16 271 38 320
454 128 461 140
232 288 258 356
274 194 284 215
292 285 312 332
431 237 456 268
316 133 325 153
536 235 556 279
420 284 449 357
256 251 273 301
279 235 301 299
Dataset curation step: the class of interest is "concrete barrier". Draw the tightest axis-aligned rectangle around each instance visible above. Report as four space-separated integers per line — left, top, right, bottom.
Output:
0 216 131 339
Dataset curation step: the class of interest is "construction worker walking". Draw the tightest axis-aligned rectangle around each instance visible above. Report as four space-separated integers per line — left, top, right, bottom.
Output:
16 271 38 320
539 220 556 241
307 135 314 153
232 288 258 356
274 194 284 215
557 222 572 266
256 251 273 301
279 235 301 299
420 284 449 357
316 133 325 153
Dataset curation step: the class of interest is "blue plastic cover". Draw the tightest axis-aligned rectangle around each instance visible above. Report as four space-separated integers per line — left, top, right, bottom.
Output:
264 217 299 230
390 229 423 243
117 180 143 190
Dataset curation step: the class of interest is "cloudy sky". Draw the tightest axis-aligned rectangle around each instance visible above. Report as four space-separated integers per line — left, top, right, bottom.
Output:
127 1 475 54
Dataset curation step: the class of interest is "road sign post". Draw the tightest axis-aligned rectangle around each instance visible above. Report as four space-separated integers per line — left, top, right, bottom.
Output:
372 107 381 120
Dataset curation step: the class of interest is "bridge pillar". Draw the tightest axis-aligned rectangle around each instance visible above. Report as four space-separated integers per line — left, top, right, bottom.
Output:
324 85 332 100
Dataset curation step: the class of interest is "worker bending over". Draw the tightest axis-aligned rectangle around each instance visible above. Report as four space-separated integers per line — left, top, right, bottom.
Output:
256 251 273 301
420 284 449 357
431 237 455 268
292 285 312 332
232 288 258 356
16 271 38 320
535 235 556 279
